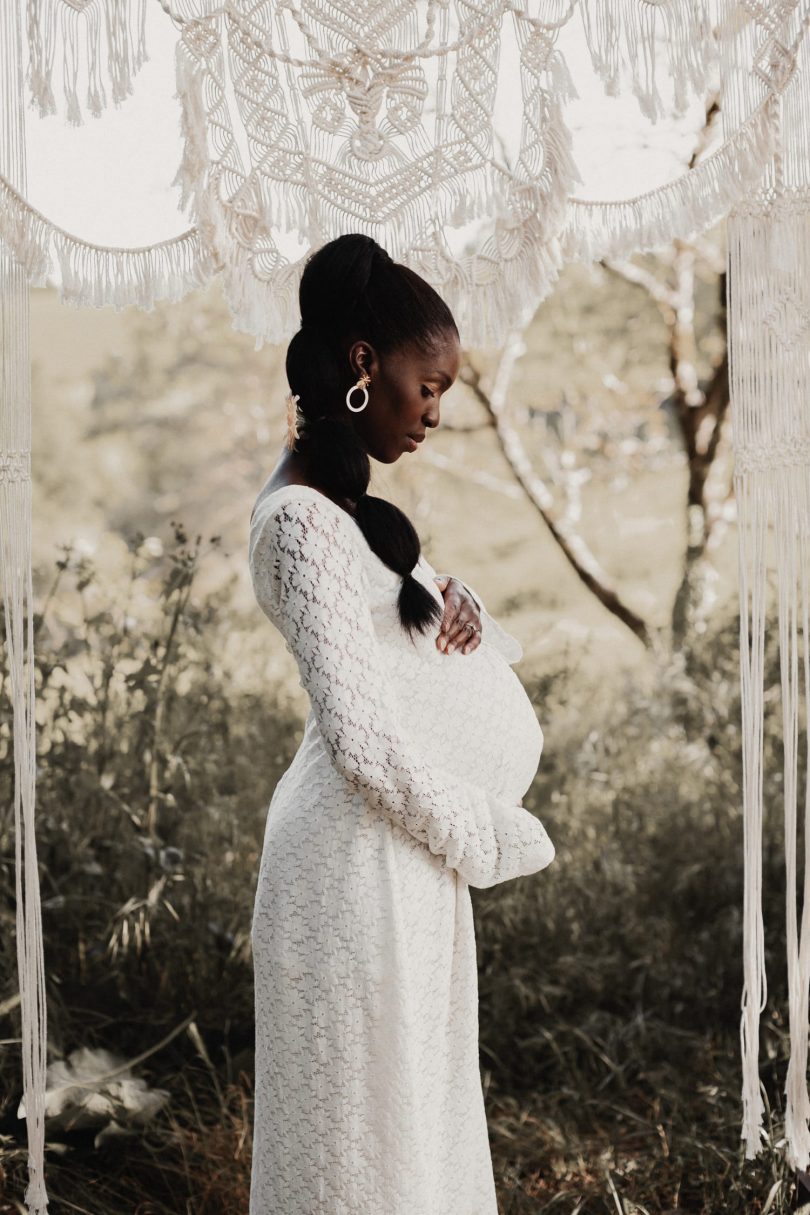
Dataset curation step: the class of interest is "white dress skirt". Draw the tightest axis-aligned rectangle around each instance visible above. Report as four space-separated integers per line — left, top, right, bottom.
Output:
247 482 556 1215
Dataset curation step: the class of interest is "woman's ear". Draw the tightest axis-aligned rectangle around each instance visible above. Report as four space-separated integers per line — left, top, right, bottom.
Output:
348 339 376 380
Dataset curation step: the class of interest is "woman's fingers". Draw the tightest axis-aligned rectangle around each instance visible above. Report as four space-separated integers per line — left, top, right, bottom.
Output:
438 611 482 654
446 618 482 655
459 626 482 655
435 576 483 655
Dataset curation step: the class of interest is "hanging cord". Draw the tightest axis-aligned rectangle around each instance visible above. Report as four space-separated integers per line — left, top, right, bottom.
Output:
1 0 49 1210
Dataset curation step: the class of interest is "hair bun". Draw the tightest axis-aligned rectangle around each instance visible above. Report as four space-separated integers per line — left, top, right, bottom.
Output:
298 318 330 343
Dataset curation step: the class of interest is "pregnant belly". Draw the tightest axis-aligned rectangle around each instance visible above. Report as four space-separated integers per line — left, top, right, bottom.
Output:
387 642 544 804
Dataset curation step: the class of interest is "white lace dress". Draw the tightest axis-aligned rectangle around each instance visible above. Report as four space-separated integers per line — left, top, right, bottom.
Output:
247 482 556 1215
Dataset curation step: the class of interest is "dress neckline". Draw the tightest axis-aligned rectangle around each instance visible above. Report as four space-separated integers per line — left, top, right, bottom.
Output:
251 481 359 527
251 481 422 587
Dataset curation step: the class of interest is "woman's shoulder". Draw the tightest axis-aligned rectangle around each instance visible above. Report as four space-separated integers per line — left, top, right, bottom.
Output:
249 481 365 566
251 476 353 520
249 483 370 622
251 477 357 522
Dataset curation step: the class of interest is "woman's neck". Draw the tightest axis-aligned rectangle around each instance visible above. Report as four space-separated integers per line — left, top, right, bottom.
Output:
261 444 359 517
270 444 310 486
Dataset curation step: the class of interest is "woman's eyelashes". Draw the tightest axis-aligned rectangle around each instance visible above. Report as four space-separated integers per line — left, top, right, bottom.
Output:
421 385 436 399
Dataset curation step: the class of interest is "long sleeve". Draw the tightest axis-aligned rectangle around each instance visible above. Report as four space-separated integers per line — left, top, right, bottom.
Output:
249 494 555 890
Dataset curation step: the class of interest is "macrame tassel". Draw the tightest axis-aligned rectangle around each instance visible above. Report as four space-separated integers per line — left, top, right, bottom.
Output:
579 0 718 123
24 0 57 117
779 465 810 1172
0 176 52 286
172 28 248 282
547 45 580 110
172 35 215 219
106 0 148 109
222 240 302 351
25 0 148 124
175 77 302 363
444 204 567 349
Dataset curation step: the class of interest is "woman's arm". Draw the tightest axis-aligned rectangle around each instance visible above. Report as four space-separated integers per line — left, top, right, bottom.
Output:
249 496 554 889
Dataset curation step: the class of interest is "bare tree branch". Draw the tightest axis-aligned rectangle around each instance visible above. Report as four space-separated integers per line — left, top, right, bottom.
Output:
601 259 678 317
461 333 658 651
600 93 731 648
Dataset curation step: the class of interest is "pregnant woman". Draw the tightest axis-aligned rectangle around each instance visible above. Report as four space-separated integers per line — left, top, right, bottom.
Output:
247 233 556 1214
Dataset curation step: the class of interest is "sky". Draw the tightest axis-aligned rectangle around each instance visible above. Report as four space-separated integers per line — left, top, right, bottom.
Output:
18 3 718 255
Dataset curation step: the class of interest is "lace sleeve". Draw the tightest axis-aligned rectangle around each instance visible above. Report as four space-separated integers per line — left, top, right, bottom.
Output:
249 495 555 889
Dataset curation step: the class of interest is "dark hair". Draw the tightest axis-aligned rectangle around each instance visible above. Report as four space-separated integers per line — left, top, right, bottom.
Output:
284 234 459 643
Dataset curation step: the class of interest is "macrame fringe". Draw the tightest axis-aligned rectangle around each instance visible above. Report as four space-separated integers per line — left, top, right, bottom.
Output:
0 172 216 312
172 28 246 273
729 192 810 1168
166 0 784 347
53 227 217 312
735 467 769 1162
561 92 779 263
0 177 51 286
170 16 580 349
2 1 50 1211
222 244 302 351
724 0 810 1163
172 34 215 219
25 0 148 124
442 85 578 347
579 0 718 123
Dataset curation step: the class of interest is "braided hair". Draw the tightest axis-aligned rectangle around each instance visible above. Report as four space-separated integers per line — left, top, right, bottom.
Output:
284 233 459 643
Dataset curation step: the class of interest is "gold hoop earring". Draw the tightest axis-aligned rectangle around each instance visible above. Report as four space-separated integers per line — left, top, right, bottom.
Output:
346 370 370 413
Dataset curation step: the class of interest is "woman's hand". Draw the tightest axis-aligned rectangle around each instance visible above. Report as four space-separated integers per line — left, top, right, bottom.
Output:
433 574 483 656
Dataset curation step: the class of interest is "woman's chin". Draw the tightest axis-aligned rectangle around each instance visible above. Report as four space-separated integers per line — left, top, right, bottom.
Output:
367 434 418 464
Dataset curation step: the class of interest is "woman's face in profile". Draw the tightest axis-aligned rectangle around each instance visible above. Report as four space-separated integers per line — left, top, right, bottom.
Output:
348 330 461 464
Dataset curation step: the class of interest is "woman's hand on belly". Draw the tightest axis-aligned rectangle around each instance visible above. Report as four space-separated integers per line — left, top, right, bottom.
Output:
432 574 483 656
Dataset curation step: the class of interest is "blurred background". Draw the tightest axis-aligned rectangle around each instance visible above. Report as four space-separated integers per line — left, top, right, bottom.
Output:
0 7 801 1214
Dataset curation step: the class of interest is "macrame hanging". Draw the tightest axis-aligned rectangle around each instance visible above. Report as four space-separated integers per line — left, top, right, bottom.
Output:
1 2 809 1209
722 1 810 1170
2 0 787 347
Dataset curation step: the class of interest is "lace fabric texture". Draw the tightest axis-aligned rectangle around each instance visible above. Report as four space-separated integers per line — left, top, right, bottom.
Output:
247 482 554 1213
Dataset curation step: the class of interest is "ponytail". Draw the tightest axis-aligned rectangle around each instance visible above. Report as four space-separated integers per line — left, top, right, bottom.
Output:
284 235 456 644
